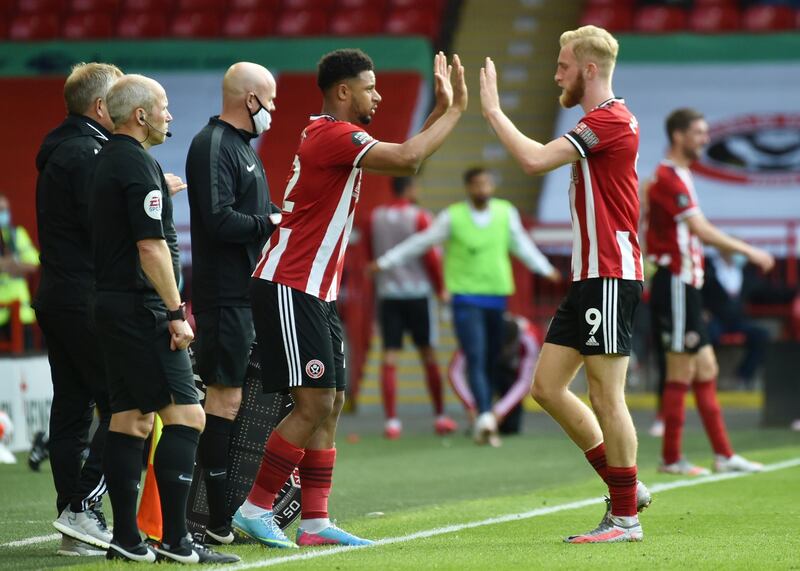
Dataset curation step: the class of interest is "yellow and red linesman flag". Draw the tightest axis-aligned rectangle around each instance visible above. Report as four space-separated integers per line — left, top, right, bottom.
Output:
137 414 163 541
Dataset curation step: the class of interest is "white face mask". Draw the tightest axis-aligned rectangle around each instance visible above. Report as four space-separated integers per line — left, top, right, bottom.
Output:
252 106 271 134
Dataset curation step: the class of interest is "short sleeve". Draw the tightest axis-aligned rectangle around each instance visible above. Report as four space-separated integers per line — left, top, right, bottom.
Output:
652 171 699 221
321 124 379 168
123 162 166 242
564 109 630 158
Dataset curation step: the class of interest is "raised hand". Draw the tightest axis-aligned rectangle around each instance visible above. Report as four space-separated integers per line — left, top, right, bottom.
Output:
749 248 775 273
450 54 467 112
479 57 501 118
432 51 453 111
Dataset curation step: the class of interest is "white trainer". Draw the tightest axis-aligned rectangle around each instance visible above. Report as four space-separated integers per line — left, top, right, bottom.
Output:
713 454 763 473
658 458 710 476
53 506 112 549
473 412 501 447
56 535 106 556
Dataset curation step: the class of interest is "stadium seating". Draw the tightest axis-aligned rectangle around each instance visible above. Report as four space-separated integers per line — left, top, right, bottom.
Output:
690 4 741 32
68 0 118 12
170 9 221 38
222 9 275 38
116 10 167 38
386 7 439 38
228 0 280 10
330 8 383 35
633 5 688 33
8 13 60 39
275 8 327 36
580 5 636 32
338 0 387 10
742 3 795 31
283 0 335 10
62 10 114 38
16 0 65 14
121 0 160 10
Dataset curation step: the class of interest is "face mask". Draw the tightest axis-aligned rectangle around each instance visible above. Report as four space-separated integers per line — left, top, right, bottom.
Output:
730 253 748 269
0 210 10 228
249 95 272 134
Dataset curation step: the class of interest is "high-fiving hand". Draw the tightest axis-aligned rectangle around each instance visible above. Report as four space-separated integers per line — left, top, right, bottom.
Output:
479 57 501 118
432 52 468 113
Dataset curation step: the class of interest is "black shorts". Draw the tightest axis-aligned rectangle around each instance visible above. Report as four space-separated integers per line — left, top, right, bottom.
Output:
545 277 642 356
194 307 255 388
94 292 199 414
250 279 346 394
650 267 709 354
378 297 436 350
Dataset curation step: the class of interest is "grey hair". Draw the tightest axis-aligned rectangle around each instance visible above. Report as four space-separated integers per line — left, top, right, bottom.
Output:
63 62 123 115
106 74 160 128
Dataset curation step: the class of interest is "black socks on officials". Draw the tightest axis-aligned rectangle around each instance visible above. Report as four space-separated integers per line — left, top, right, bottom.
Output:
103 431 145 547
154 424 201 546
197 414 234 529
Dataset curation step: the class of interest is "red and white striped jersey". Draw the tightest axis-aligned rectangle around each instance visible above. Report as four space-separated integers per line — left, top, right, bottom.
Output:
645 160 705 288
563 98 643 282
367 199 444 299
253 115 379 301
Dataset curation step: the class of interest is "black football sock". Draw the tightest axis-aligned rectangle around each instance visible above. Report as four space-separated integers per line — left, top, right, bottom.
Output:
103 431 145 547
197 414 234 529
154 424 200 546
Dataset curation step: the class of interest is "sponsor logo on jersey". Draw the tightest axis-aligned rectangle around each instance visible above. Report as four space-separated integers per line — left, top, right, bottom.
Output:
586 335 599 347
574 122 599 149
676 194 690 208
144 189 162 220
305 359 325 379
685 331 701 349
694 113 800 185
351 131 373 146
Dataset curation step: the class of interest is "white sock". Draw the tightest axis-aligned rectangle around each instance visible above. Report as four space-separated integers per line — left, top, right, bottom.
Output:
609 514 639 527
239 499 270 518
299 517 331 533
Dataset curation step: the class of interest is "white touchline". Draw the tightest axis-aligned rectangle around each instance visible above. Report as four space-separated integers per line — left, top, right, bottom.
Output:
2 458 798 556
213 457 800 571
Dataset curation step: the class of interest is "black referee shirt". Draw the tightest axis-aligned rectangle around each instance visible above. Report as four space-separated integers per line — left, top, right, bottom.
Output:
33 114 110 312
186 116 277 312
91 134 180 296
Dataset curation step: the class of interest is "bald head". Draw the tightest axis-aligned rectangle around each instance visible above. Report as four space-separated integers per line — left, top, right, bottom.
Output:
106 74 165 128
220 62 276 133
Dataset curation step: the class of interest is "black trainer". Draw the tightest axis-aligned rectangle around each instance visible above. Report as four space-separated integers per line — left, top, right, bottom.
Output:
155 535 240 564
106 539 157 563
205 523 235 545
28 431 49 472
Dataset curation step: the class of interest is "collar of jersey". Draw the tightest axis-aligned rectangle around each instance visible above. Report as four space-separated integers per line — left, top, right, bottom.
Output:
211 116 257 141
112 133 145 147
594 97 624 110
309 114 336 122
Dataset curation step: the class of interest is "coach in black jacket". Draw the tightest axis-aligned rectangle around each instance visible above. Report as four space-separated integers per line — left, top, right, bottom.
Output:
33 62 122 555
185 61 280 542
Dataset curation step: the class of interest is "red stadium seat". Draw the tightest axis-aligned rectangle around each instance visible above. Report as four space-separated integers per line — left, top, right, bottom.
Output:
330 8 382 35
229 0 280 10
690 5 740 33
275 8 326 35
385 7 438 38
338 0 386 11
116 9 167 37
584 0 635 7
62 10 114 38
742 4 794 32
16 0 65 14
8 13 60 38
694 0 738 6
389 0 443 13
121 0 161 11
176 0 222 11
282 0 334 10
222 9 274 37
579 6 634 33
68 0 119 12
0 0 17 15
170 9 221 37
633 5 687 33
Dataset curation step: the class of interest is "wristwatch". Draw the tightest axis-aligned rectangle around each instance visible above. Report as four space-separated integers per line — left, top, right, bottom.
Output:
166 302 187 321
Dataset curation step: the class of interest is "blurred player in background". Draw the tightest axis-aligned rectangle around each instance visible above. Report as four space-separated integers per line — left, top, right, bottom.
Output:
480 25 650 542
374 167 557 447
233 49 467 549
366 175 456 439
645 107 773 476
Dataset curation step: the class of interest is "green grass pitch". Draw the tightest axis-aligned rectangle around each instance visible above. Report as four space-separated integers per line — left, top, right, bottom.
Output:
1 422 799 570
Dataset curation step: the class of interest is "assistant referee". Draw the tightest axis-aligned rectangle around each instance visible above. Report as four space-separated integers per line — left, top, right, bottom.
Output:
186 62 280 544
91 74 236 564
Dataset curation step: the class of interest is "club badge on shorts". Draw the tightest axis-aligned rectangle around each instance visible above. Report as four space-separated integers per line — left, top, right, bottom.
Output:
305 359 325 379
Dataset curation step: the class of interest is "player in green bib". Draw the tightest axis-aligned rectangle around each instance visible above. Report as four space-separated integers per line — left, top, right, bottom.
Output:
375 167 559 446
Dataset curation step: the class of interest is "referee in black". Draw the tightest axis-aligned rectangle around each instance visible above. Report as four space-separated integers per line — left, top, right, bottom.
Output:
34 62 121 556
186 61 280 544
91 74 237 564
